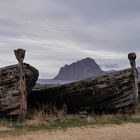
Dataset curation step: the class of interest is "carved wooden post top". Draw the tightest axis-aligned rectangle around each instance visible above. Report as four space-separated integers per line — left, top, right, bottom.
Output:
128 52 136 68
14 49 25 63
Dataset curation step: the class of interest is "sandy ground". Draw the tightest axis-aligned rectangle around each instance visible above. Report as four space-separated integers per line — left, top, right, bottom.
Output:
1 123 140 140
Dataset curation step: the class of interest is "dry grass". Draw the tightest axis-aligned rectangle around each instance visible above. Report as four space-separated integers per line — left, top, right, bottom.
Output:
0 104 140 136
27 105 67 122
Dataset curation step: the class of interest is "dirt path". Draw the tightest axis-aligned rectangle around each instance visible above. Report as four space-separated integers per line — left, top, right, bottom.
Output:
1 123 140 140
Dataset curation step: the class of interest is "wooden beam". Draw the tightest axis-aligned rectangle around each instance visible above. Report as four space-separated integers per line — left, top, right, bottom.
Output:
128 52 139 112
14 49 27 118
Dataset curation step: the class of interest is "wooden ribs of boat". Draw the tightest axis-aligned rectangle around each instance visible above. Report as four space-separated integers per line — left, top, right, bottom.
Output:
29 53 139 114
0 49 39 117
138 81 140 101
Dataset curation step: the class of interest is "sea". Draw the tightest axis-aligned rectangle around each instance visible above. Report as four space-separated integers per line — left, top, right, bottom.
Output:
37 79 75 85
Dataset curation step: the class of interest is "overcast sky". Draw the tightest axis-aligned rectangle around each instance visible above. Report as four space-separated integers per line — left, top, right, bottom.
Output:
0 0 140 78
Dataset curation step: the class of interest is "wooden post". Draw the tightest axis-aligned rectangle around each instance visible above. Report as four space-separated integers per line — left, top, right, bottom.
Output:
14 49 27 119
128 52 139 112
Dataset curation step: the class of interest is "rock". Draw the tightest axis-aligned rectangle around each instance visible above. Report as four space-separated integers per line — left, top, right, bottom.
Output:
54 57 104 80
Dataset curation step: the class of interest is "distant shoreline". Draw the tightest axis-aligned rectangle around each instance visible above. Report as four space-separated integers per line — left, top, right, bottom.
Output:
37 79 75 85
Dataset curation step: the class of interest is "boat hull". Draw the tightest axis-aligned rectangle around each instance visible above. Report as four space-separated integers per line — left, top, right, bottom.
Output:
29 68 138 114
0 63 39 117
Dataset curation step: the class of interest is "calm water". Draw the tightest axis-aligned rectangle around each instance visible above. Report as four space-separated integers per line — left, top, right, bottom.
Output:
37 79 75 85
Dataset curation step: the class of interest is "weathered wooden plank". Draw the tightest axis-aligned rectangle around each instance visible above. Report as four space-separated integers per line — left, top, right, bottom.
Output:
138 81 140 100
14 49 27 118
128 53 139 112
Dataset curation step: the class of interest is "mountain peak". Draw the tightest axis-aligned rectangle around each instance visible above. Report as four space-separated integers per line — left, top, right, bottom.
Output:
54 57 104 80
82 57 94 61
78 57 95 63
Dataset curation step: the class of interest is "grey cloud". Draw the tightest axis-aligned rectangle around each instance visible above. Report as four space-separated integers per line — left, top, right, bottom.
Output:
101 64 119 69
0 0 140 78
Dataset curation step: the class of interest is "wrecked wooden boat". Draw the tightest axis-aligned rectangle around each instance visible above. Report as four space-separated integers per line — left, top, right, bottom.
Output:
29 53 139 114
0 49 39 117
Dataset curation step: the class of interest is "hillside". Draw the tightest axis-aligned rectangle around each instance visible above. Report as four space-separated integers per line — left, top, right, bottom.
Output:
54 57 104 80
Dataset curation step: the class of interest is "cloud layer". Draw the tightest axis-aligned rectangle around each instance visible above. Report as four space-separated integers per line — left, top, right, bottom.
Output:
0 0 140 78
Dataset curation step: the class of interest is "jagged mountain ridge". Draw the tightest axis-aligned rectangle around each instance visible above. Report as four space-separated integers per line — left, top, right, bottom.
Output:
54 57 104 80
